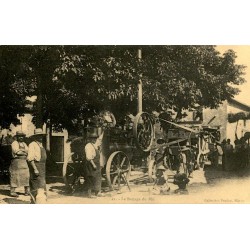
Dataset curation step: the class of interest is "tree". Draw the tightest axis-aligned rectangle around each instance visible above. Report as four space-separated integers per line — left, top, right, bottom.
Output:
0 46 35 129
0 45 246 133
140 46 245 113
55 45 245 124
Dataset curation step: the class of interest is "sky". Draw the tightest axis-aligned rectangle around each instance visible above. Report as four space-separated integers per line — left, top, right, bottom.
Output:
217 45 250 105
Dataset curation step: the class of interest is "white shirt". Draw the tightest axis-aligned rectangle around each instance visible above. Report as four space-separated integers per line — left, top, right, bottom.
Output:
27 141 44 162
85 143 97 161
11 141 28 158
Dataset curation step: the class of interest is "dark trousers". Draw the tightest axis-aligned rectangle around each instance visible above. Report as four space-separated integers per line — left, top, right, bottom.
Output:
85 165 102 194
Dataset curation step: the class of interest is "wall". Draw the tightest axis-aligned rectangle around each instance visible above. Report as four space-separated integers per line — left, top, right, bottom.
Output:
202 101 228 141
0 114 70 164
227 104 250 145
203 100 250 146
0 114 46 138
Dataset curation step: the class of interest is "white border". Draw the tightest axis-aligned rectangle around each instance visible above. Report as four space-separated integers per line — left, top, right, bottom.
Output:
1 1 250 250
1 0 250 45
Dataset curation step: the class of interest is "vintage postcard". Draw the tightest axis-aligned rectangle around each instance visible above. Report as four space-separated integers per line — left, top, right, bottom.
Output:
2 5 249 250
0 45 250 204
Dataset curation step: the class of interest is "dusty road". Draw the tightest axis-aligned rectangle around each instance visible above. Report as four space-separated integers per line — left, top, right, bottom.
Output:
1 165 250 204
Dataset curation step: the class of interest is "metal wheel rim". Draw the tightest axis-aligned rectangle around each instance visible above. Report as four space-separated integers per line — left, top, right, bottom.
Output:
133 112 154 152
106 151 131 190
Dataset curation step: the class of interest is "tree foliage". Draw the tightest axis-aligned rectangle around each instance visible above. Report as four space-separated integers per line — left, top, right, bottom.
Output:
0 46 36 128
0 45 246 132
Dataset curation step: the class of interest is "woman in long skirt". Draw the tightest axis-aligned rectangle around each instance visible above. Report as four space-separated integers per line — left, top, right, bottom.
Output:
9 131 30 197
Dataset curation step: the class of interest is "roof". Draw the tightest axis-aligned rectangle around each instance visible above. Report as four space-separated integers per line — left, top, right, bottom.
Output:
228 98 250 112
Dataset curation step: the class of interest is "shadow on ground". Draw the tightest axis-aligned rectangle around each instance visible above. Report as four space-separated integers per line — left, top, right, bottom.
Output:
3 198 30 204
0 188 10 196
203 164 250 185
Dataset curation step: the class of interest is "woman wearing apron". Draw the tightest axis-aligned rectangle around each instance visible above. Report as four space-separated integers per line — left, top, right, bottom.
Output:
27 128 47 203
9 131 30 197
84 133 103 198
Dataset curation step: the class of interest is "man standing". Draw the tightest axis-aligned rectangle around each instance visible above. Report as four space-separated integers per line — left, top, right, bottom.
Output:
84 132 104 198
27 128 47 203
9 131 30 197
224 139 234 171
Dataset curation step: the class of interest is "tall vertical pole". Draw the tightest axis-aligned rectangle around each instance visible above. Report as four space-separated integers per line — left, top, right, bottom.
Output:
138 49 143 113
46 122 51 152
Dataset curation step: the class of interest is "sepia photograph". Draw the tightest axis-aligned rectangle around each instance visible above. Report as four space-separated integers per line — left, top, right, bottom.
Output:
0 45 250 204
2 2 250 250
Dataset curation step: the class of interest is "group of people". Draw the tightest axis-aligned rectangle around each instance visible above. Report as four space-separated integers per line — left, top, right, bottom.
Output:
9 128 47 203
10 125 105 201
221 137 249 171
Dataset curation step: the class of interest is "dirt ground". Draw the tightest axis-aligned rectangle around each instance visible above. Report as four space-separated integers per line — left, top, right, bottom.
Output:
1 164 250 204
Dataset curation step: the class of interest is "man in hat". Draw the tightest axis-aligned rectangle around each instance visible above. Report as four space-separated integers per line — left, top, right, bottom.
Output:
84 132 104 198
153 165 170 195
9 131 30 197
27 128 47 203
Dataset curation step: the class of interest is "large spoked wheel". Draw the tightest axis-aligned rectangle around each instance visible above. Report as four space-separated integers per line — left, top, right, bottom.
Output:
133 112 154 152
106 151 131 191
62 153 82 192
196 153 206 170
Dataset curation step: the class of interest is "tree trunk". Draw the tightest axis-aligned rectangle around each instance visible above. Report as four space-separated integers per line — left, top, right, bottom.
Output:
46 122 52 152
35 92 43 128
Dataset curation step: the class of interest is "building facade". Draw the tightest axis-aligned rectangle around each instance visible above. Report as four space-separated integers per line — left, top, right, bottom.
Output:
203 99 250 145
